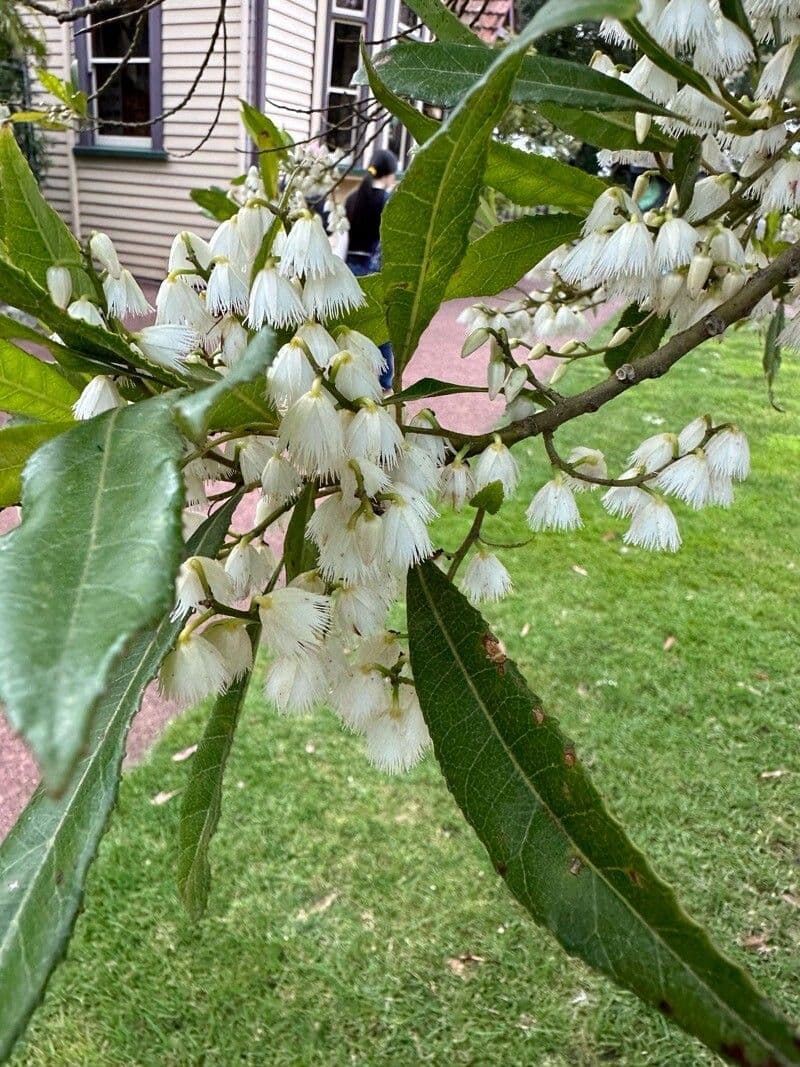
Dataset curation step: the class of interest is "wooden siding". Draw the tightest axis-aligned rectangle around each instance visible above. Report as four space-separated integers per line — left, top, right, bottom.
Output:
26 0 247 280
264 0 317 142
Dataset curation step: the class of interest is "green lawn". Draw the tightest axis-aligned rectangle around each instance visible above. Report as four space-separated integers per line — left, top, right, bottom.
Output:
13 329 800 1066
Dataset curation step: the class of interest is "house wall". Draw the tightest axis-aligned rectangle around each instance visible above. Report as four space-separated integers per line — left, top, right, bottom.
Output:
25 0 247 281
263 0 318 142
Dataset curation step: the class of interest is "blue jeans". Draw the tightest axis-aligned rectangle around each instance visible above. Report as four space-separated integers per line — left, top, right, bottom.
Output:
346 254 394 390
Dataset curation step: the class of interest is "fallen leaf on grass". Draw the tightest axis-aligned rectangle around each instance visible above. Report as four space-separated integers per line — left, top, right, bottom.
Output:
150 789 179 806
760 768 790 780
780 892 800 909
571 565 589 577
446 953 486 979
519 622 530 638
171 743 198 763
663 635 676 652
741 931 775 954
601 530 616 543
296 890 338 921
576 683 589 698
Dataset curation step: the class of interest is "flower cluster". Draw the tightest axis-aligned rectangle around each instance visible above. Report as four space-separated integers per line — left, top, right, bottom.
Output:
62 0 779 774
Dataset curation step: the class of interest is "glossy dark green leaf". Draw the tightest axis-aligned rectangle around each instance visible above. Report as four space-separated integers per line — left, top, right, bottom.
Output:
469 480 504 514
189 186 239 222
368 42 666 115
672 135 704 216
284 480 318 581
0 339 80 421
535 101 674 152
178 647 255 920
0 125 88 293
407 561 800 1067
0 395 185 790
362 46 606 213
176 327 278 442
36 68 88 117
391 377 487 402
0 499 237 1064
604 306 669 372
381 26 529 371
0 422 70 506
446 214 581 300
0 256 137 371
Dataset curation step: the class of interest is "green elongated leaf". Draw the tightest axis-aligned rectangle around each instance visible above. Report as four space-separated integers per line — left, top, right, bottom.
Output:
382 0 636 371
390 377 487 402
190 186 239 222
604 306 670 372
362 45 606 214
0 256 136 370
0 125 87 292
400 0 478 43
0 395 185 790
240 99 292 199
367 42 667 116
407 561 800 1067
483 143 608 211
284 480 318 581
446 214 581 300
0 422 70 506
0 339 80 420
381 34 526 370
535 101 675 152
176 328 278 442
672 135 704 216
0 312 56 349
0 499 238 1064
178 646 255 920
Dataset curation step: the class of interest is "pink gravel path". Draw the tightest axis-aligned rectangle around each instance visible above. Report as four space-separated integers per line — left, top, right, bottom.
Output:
0 291 609 837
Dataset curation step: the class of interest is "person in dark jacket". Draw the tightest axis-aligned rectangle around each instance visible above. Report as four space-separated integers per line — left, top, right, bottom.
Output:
345 149 398 389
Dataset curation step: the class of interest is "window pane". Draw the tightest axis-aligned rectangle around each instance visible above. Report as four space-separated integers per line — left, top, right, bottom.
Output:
398 1 416 25
335 0 366 10
95 63 151 134
325 91 358 152
91 7 149 59
330 23 361 89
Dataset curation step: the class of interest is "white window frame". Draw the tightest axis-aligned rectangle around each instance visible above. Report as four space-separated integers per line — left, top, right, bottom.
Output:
86 11 152 148
325 18 367 161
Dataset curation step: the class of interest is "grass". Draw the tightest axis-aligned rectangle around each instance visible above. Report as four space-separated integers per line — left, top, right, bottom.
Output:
12 329 800 1066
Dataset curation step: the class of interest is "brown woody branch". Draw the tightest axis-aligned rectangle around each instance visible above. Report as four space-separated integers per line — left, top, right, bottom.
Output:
411 239 800 457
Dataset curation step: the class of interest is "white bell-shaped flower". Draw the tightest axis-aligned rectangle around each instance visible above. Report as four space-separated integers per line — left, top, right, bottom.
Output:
363 685 431 774
439 458 475 510
264 652 329 714
705 426 750 480
203 620 254 680
346 400 404 465
103 269 152 318
655 450 712 509
72 375 125 420
526 472 582 532
46 266 72 309
90 231 122 276
302 256 367 320
654 217 700 271
135 325 199 371
564 446 607 492
461 547 513 605
247 263 306 330
601 467 649 518
278 378 345 476
158 633 231 707
206 257 249 316
295 321 340 368
268 338 317 407
223 539 275 597
623 494 681 551
629 432 678 472
329 348 382 402
279 210 337 279
257 587 331 658
474 438 519 498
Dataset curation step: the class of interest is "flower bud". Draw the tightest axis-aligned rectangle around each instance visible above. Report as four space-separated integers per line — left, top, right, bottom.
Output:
559 340 580 355
504 366 528 403
609 326 632 347
355 510 383 565
721 271 746 300
549 360 568 384
635 112 652 144
89 231 121 277
461 327 489 358
487 358 507 400
46 266 72 309
530 341 548 359
686 253 713 300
